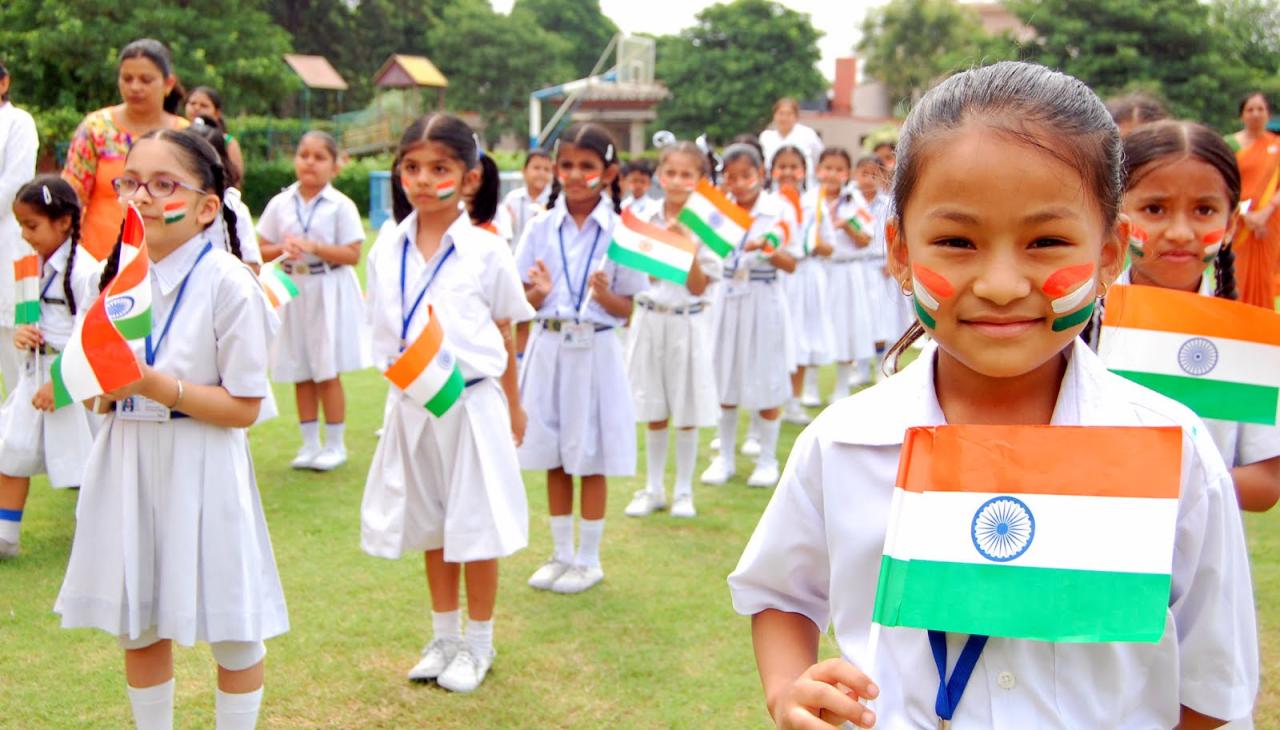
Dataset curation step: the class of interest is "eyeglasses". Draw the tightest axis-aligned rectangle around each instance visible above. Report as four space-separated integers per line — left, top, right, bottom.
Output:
111 176 206 199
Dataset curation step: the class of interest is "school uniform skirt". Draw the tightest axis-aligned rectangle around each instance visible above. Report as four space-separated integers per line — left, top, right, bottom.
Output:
362 379 528 563
0 353 94 487
826 259 876 363
711 277 794 411
626 302 719 428
782 258 835 367
271 266 370 383
55 417 289 646
518 322 636 477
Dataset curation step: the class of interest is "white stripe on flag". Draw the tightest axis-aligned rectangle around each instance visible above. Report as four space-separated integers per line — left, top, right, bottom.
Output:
1100 326 1280 387
685 194 746 239
57 320 103 401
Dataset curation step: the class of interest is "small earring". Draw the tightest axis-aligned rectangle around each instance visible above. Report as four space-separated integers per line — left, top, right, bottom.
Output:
900 279 914 297
1097 280 1109 300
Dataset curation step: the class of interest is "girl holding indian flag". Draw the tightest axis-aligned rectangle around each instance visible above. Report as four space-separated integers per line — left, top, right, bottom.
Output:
730 62 1255 729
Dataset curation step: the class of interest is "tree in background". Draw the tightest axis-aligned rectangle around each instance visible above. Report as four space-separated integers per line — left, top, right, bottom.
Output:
654 0 826 142
512 0 620 78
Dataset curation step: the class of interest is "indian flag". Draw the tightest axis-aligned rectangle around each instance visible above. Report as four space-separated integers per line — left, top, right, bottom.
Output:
50 204 152 408
849 207 874 235
678 179 754 258
13 254 40 326
384 304 464 417
872 424 1181 642
607 209 698 286
1099 283 1280 425
259 261 299 309
762 220 791 253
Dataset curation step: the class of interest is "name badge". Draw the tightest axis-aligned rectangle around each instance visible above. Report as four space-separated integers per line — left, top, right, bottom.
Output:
115 395 171 422
563 322 595 349
733 266 750 283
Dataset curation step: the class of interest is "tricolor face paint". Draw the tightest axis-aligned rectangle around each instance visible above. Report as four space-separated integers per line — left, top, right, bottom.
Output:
1042 263 1096 332
584 171 602 190
435 179 456 201
912 263 954 330
1201 229 1225 262
162 200 186 225
1128 225 1148 258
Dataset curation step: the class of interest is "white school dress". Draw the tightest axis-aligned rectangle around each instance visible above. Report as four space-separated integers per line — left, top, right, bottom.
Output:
514 196 648 476
825 189 877 363
781 189 836 367
499 185 549 251
55 235 288 646
729 339 1257 728
0 240 96 486
710 191 799 411
858 191 898 344
624 202 721 428
361 211 534 563
257 182 369 383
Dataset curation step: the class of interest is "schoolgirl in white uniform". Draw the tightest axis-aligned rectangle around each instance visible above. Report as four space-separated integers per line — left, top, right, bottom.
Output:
850 154 896 378
730 62 1255 730
700 139 799 489
257 131 368 471
362 115 532 694
825 162 879 401
515 123 648 595
497 148 552 249
55 129 286 730
623 140 721 519
0 176 96 558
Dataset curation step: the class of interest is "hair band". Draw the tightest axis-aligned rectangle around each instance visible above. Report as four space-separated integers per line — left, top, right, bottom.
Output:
473 132 485 160
41 185 52 205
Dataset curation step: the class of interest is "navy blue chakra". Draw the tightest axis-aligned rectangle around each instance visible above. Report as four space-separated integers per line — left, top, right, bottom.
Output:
1177 337 1218 377
106 295 136 321
971 496 1035 562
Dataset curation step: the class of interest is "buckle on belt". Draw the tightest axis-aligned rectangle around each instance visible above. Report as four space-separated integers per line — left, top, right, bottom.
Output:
541 319 612 333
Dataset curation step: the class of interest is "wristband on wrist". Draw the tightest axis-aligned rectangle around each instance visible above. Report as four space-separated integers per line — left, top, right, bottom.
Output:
171 379 185 410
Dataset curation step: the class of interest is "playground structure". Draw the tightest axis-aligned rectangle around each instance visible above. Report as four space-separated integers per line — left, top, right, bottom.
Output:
339 55 449 157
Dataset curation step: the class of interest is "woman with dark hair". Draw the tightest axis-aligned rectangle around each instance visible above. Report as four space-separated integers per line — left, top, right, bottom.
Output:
61 39 189 260
1227 92 1280 308
185 86 244 180
0 60 39 395
759 97 824 186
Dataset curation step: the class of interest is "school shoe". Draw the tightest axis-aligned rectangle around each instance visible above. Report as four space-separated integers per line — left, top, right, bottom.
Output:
782 400 812 425
407 637 459 682
436 645 495 693
550 564 605 594
527 558 572 590
290 444 323 470
310 445 348 471
709 437 720 452
740 436 761 457
747 461 780 488
624 489 666 517
700 457 735 485
0 538 18 559
800 389 822 408
670 495 697 518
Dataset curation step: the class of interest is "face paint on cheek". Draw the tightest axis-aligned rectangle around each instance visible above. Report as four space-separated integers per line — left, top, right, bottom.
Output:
162 201 186 224
1042 263 1096 332
400 174 413 191
911 263 954 330
1201 229 1225 262
435 179 456 201
584 171 602 190
1128 226 1148 258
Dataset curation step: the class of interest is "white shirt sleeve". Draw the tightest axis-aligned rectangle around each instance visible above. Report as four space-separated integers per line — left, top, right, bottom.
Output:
485 246 536 324
256 195 284 244
231 196 261 264
513 217 540 285
213 262 279 398
1235 423 1280 467
0 108 38 214
336 196 366 245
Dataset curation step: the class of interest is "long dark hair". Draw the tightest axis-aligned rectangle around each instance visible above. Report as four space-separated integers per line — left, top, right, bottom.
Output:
99 129 241 290
885 61 1122 372
546 123 622 213
187 85 224 118
390 113 497 225
1123 120 1241 300
14 175 82 315
118 39 183 115
188 115 240 188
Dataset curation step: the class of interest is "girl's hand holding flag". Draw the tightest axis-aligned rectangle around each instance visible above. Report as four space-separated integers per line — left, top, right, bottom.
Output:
12 325 42 352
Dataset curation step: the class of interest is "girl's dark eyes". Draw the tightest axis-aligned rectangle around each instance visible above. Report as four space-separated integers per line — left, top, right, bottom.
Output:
1029 237 1071 249
1195 205 1219 217
934 237 974 249
1142 204 1164 215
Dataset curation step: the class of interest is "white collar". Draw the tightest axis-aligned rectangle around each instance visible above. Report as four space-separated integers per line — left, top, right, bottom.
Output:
392 209 477 262
290 182 335 208
552 195 615 234
151 234 212 295
45 240 73 271
1117 267 1213 296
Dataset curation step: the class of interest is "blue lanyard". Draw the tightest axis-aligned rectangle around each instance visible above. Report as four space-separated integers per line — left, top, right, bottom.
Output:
293 195 323 235
400 235 454 346
145 242 214 366
39 265 58 300
929 631 988 725
557 222 603 314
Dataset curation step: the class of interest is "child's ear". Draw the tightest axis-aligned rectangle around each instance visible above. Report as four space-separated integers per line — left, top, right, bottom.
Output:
885 217 909 284
462 166 482 197
196 192 221 227
1102 215 1129 285
56 214 74 241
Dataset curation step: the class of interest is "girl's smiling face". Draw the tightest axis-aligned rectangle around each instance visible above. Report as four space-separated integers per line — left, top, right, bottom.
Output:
556 143 615 208
889 123 1123 379
771 152 805 190
657 151 701 207
722 157 763 206
398 141 476 217
1125 156 1235 292
523 156 553 195
12 202 72 258
817 156 850 195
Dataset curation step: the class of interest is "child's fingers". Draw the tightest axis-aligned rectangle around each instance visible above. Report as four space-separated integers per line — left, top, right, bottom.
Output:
792 679 874 728
809 658 879 700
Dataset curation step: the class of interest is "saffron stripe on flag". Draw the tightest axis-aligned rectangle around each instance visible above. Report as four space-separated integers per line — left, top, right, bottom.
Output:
1104 283 1280 346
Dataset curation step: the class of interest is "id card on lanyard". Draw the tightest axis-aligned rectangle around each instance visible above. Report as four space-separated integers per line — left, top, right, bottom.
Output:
557 223 603 349
400 235 454 351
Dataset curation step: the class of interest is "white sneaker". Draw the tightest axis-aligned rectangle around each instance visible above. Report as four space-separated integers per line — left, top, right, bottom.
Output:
747 461 780 488
436 645 494 693
670 495 696 518
782 400 812 425
290 444 322 470
740 436 761 457
700 457 735 485
800 389 822 408
624 489 665 517
407 637 459 681
550 564 604 594
0 538 18 559
527 558 571 590
310 445 348 471
709 437 720 452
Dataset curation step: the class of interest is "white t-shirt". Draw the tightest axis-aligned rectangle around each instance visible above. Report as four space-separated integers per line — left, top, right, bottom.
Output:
760 123 823 187
256 182 364 265
0 101 39 321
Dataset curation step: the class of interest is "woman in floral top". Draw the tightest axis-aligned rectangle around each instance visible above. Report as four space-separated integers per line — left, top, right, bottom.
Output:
61 39 188 260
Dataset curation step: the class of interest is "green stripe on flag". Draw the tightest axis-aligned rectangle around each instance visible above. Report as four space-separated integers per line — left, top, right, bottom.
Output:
872 556 1171 642
424 366 465 417
677 209 734 258
113 310 152 341
1111 369 1279 425
607 241 688 286
272 268 300 297
49 354 73 410
14 301 39 326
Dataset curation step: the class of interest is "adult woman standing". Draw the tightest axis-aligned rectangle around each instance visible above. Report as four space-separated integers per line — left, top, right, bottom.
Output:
0 61 38 395
759 97 823 186
61 39 188 260
1228 92 1280 309
185 86 244 180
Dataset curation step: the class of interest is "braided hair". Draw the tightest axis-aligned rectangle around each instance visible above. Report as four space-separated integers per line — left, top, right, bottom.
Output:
99 128 241 290
14 175 82 315
546 123 623 213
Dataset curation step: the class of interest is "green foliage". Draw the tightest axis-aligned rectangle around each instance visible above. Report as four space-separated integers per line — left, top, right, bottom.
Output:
511 0 620 77
0 0 296 115
229 115 336 164
240 154 390 217
654 0 827 142
27 106 83 166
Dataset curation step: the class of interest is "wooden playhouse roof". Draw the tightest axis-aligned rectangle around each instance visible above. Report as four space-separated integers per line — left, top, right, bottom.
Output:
283 54 349 91
373 55 449 89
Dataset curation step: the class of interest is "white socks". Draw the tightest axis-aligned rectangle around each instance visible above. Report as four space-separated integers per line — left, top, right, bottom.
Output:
550 515 574 563
299 420 320 449
575 518 605 568
466 619 494 658
757 417 782 468
803 368 819 399
645 427 668 497
127 678 174 730
834 363 853 400
215 687 262 730
673 429 698 499
325 422 345 451
717 408 738 459
432 609 461 642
